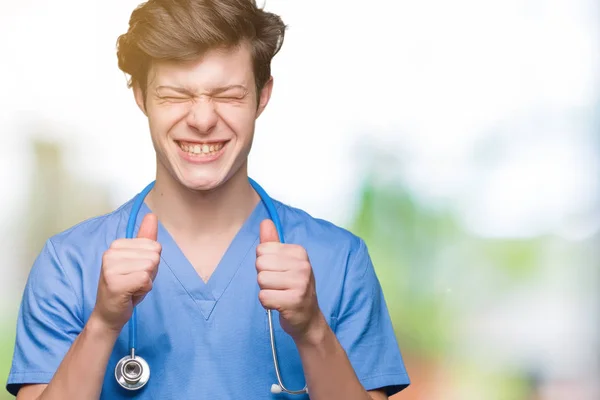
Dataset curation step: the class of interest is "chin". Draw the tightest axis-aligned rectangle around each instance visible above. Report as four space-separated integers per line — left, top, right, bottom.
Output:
173 173 234 192
178 175 225 192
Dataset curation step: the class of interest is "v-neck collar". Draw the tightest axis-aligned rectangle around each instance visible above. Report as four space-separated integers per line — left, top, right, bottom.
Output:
134 199 271 320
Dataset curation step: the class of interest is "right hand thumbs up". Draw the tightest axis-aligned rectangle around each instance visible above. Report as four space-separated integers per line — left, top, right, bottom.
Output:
92 213 162 333
137 213 158 241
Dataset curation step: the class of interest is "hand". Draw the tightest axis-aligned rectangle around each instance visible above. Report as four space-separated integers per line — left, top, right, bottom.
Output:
256 219 325 343
91 213 162 332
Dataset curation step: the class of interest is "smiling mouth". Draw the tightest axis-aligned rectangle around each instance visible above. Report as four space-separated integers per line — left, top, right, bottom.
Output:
177 140 228 156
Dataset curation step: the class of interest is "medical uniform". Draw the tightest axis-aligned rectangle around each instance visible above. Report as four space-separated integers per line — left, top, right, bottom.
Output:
6 192 410 399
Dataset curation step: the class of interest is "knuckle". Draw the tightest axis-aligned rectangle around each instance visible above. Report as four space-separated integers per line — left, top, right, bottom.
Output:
132 238 147 247
258 290 268 304
102 249 115 263
150 252 161 266
110 239 127 249
101 270 109 285
284 244 303 258
299 261 311 273
255 255 266 271
293 291 304 304
141 238 161 251
145 275 154 289
258 243 277 255
257 271 267 286
292 244 306 255
137 272 152 291
132 238 146 247
143 259 155 271
102 265 116 280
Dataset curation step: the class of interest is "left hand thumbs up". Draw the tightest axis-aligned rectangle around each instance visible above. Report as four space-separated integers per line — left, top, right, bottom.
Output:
259 219 280 244
256 219 324 342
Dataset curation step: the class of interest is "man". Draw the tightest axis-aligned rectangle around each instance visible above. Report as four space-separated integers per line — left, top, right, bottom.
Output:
6 0 410 399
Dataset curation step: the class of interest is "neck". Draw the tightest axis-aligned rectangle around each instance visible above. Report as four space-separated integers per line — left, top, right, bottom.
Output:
145 163 260 239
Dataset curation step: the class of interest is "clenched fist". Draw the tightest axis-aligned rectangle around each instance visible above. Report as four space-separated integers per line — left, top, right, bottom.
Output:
256 219 325 343
91 213 162 332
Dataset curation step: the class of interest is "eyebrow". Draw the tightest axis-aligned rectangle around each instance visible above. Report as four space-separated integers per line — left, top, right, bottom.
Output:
155 84 248 96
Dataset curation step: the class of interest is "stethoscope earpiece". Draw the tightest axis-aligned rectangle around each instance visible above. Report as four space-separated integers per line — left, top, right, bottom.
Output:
271 383 282 394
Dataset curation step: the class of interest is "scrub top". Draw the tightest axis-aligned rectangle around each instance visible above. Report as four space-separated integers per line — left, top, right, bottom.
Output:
6 189 410 399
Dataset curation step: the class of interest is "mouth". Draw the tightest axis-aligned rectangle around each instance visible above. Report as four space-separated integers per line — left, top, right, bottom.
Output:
176 140 229 157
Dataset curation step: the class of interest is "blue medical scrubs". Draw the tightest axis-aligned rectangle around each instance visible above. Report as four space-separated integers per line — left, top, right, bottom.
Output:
6 188 410 398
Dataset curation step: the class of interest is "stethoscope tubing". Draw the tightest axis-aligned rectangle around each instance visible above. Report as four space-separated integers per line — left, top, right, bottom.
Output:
125 180 155 352
120 178 307 395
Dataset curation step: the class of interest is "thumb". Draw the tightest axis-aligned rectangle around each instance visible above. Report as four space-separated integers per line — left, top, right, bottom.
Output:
259 219 280 243
137 213 158 241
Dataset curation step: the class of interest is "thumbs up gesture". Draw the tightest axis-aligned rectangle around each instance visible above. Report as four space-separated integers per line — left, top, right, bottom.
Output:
91 213 162 333
256 220 325 343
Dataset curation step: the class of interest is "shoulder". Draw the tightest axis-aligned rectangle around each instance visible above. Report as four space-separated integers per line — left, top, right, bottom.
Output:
273 199 368 267
48 198 134 249
26 198 137 298
274 199 364 247
37 198 136 273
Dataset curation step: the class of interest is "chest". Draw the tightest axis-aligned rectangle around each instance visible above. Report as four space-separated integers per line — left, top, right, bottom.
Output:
174 233 239 283
102 264 309 399
184 247 225 283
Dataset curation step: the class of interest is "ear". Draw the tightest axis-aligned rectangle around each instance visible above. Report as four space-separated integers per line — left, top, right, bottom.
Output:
133 82 148 116
256 76 274 119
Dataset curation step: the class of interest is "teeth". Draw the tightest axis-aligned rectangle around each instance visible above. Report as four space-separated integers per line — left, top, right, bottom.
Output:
179 141 225 156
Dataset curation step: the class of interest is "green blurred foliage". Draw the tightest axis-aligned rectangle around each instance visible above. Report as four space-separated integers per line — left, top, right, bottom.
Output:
477 239 545 281
346 174 551 398
0 322 16 400
348 178 459 359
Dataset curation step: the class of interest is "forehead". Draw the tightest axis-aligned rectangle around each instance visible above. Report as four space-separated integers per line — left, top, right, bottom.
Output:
148 42 255 90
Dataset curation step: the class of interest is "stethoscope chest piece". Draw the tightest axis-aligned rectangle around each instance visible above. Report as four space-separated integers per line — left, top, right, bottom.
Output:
115 351 150 391
116 179 307 395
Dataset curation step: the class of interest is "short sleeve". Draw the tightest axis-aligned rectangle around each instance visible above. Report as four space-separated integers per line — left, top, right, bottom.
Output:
334 239 410 396
6 239 83 396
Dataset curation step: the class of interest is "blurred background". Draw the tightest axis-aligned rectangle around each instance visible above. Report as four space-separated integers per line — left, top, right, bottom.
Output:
1 0 599 399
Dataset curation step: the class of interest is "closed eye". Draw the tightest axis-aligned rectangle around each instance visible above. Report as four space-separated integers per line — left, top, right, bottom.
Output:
158 96 190 103
216 96 244 101
213 92 248 103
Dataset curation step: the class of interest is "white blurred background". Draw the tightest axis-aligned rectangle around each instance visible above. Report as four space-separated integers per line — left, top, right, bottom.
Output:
1 0 598 399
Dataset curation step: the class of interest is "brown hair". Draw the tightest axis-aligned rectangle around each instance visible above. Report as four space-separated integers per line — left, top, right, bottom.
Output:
116 0 286 100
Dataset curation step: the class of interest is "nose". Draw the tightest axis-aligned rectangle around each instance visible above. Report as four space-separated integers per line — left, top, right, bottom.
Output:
186 97 218 134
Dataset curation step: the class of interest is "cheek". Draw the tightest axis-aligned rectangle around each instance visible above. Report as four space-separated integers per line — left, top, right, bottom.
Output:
148 104 190 137
217 104 256 140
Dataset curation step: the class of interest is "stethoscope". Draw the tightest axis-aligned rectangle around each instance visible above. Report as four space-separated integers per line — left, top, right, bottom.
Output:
114 178 308 396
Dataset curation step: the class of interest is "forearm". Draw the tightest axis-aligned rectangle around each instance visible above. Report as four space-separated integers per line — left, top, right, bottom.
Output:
37 313 120 400
295 314 372 400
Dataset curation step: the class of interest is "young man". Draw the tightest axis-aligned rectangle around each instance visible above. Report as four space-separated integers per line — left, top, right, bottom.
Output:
6 1 410 399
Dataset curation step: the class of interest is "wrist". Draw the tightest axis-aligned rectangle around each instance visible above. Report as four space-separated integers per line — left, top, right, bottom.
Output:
294 311 331 348
86 311 124 340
